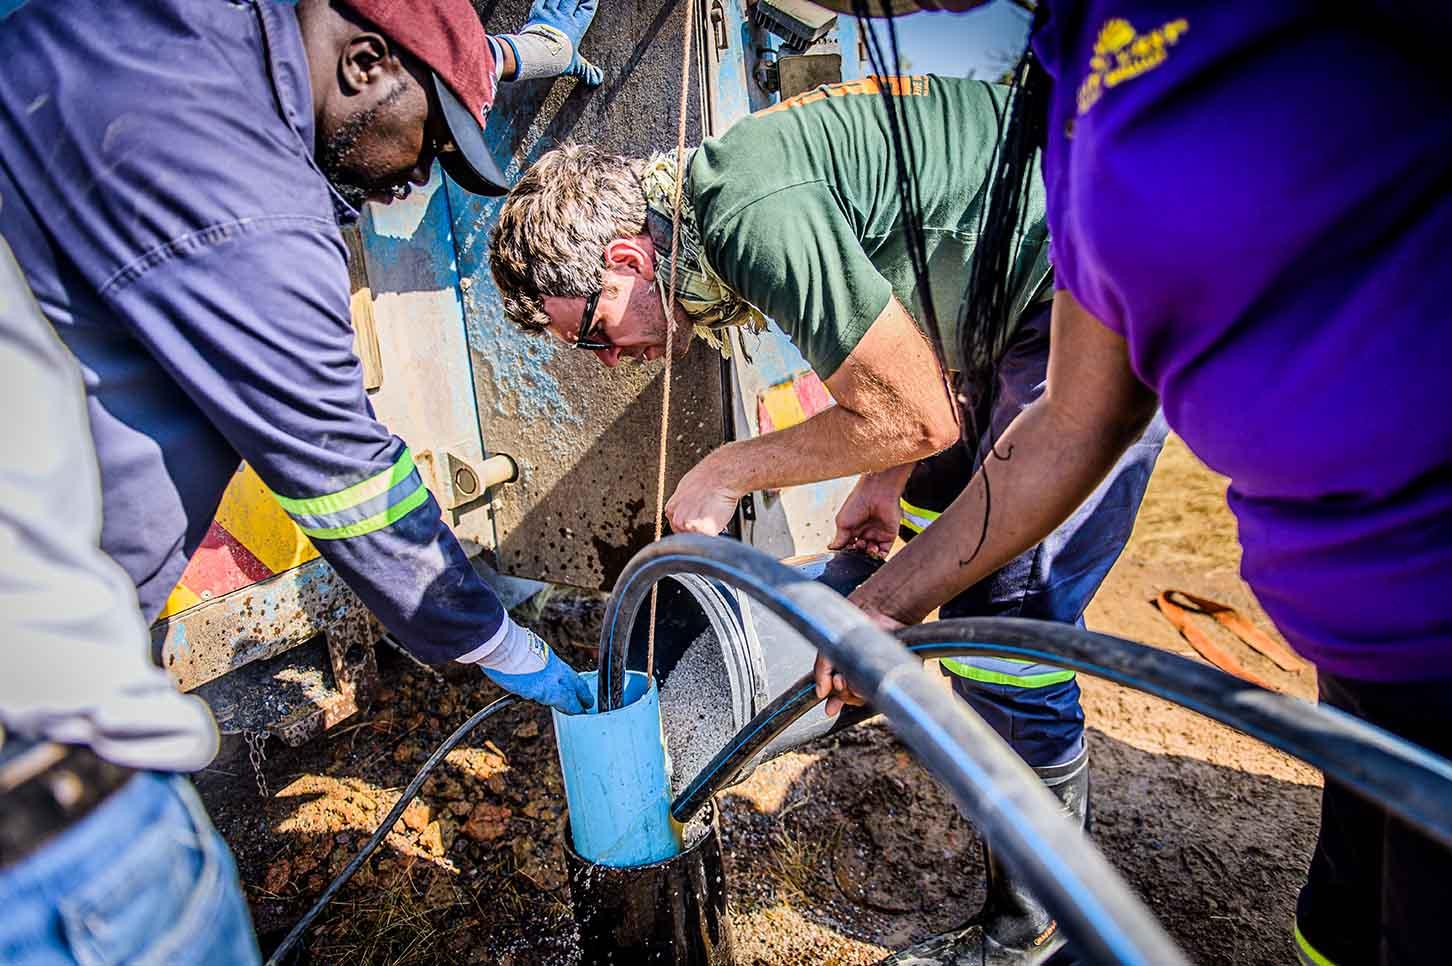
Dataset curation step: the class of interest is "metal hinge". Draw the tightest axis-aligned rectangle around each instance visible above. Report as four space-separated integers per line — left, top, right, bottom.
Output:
710 0 729 50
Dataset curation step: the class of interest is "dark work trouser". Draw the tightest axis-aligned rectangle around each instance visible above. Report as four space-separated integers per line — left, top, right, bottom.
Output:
900 302 1168 768
1295 672 1452 966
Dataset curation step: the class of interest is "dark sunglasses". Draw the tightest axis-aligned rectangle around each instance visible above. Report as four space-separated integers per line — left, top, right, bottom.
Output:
574 290 611 351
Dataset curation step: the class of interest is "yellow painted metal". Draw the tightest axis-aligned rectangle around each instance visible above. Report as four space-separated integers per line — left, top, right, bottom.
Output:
155 463 320 621
213 463 320 574
761 380 807 430
156 582 202 621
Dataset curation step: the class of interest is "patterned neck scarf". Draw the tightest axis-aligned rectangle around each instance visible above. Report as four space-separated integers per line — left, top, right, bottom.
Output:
640 149 767 357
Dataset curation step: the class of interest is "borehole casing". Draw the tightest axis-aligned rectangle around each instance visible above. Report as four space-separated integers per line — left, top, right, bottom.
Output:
563 804 735 965
552 670 679 867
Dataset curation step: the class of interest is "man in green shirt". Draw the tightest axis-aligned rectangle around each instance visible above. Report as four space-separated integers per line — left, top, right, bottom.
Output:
490 75 1166 963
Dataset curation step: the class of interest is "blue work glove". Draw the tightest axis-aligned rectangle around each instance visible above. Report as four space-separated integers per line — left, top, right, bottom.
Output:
476 623 595 715
519 0 603 86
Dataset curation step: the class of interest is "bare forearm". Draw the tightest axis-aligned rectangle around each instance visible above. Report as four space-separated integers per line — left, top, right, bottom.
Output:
705 403 938 495
668 297 954 535
852 392 1151 624
857 462 915 494
849 289 1156 623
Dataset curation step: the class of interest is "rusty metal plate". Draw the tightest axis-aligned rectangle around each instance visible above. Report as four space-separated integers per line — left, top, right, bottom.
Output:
450 0 726 589
152 557 380 692
190 621 378 746
777 51 842 99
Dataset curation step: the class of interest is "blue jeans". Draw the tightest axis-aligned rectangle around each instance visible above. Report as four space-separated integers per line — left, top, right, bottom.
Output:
902 302 1168 768
0 771 259 965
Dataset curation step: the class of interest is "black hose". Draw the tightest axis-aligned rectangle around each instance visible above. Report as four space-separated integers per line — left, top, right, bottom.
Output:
263 696 519 966
598 534 1186 965
671 619 1452 852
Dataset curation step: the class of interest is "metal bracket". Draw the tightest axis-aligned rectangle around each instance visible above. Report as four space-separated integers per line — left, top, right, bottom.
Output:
444 450 482 508
777 51 842 99
750 0 836 52
709 0 729 50
753 48 780 93
424 448 518 511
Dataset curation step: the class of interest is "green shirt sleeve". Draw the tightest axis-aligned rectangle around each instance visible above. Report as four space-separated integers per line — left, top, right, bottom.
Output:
702 182 895 380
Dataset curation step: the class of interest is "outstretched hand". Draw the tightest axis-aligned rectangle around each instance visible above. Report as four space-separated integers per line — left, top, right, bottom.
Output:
666 459 743 537
480 627 595 714
829 474 905 559
813 602 903 716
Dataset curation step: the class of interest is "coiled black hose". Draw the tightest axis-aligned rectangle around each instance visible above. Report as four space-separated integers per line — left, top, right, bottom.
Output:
670 619 1452 852
597 534 1186 965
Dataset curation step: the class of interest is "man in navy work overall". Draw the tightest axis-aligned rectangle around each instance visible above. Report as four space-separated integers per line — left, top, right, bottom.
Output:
0 0 601 960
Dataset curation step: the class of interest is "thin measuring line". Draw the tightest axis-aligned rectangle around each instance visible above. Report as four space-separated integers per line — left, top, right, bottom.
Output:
646 0 698 683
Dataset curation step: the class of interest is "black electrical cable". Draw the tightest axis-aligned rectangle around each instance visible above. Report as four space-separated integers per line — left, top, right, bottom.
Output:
263 696 519 966
597 534 1185 965
670 620 1452 852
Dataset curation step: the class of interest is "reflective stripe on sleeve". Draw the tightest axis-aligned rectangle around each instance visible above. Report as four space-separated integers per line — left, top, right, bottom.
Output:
271 448 431 540
899 497 940 535
941 656 1076 688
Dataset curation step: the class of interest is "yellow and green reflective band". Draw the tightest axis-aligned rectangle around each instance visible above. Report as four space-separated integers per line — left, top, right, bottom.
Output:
941 657 1076 688
899 497 940 534
298 482 430 540
271 448 417 518
1294 923 1336 966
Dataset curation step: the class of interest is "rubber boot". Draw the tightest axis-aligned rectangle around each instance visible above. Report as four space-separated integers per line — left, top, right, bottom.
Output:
880 748 1090 966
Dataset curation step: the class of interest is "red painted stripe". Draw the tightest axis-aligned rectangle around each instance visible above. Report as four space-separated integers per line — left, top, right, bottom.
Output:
756 395 776 435
793 371 832 417
177 521 274 599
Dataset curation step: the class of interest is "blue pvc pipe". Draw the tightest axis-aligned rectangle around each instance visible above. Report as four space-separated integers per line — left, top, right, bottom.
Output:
552 670 680 867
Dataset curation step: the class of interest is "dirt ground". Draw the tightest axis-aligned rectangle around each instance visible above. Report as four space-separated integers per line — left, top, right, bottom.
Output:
199 435 1322 964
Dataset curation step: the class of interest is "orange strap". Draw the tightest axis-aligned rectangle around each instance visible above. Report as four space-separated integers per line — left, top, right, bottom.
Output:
1155 590 1307 691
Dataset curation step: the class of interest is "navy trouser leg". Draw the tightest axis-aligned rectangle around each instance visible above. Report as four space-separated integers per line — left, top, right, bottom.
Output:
901 303 1167 769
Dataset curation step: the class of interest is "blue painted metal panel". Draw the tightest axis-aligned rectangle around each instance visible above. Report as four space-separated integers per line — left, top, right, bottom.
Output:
353 171 501 551
447 176 579 436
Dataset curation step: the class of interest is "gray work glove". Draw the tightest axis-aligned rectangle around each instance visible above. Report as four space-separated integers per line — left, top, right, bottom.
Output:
512 0 603 86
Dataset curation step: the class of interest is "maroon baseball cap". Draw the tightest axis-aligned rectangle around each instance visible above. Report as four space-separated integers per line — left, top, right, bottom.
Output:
342 0 510 196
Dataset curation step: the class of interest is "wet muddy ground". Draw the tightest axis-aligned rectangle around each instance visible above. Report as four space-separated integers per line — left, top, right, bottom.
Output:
200 437 1321 964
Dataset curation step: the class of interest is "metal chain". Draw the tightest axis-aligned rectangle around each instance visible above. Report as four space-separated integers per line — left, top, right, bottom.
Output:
244 730 269 798
646 0 698 681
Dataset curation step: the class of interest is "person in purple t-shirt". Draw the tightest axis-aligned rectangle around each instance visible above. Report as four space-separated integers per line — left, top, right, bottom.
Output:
812 2 1451 964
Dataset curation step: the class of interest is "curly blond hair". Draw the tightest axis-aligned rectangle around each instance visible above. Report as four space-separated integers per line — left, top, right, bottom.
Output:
488 143 648 331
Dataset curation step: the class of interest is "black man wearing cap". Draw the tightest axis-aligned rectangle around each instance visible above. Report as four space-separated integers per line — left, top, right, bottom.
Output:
0 0 601 958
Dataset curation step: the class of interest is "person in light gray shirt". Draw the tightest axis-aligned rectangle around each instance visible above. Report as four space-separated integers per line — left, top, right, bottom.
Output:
0 236 217 771
0 236 258 963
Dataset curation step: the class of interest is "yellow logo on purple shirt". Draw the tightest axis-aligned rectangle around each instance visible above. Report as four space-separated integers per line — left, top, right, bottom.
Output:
1076 17 1189 116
